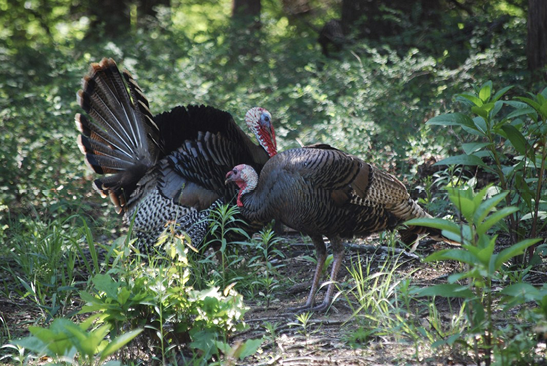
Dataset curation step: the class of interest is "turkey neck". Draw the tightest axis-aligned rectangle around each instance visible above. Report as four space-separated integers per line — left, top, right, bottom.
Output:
238 156 288 223
239 184 274 224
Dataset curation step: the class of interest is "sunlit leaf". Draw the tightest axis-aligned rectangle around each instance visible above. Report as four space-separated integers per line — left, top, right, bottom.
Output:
458 93 483 107
479 81 492 102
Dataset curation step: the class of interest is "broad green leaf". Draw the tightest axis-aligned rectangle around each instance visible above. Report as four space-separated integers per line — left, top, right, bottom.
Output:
516 96 542 112
472 116 488 134
233 338 264 360
479 81 492 102
414 284 475 298
448 272 472 283
472 186 491 214
441 230 465 244
461 142 492 155
507 105 537 119
490 101 503 118
100 329 143 361
426 113 476 129
473 192 508 225
117 287 131 306
28 326 58 344
476 207 519 235
92 274 119 299
500 283 540 299
459 93 483 107
435 154 486 167
501 124 533 158
491 85 514 102
13 336 51 357
425 248 480 265
471 105 488 120
30 324 72 356
405 218 461 235
476 236 496 270
87 325 111 355
493 238 541 271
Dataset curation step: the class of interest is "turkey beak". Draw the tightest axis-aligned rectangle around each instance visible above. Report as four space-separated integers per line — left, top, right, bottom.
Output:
225 171 233 185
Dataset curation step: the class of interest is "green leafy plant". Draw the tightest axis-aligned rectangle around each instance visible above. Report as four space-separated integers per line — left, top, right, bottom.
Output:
201 203 251 290
12 316 141 365
248 228 285 308
427 82 547 260
408 185 541 365
78 230 251 363
289 312 314 339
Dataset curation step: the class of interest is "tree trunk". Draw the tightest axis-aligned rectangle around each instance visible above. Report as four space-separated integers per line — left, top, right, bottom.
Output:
87 0 131 37
232 0 261 20
230 0 261 55
341 0 368 37
139 0 170 19
527 0 547 71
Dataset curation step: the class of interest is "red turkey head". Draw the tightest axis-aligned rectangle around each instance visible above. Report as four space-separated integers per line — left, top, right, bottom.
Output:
245 107 277 157
225 164 258 207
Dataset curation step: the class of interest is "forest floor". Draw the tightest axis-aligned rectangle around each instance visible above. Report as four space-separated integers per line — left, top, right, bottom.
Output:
1 232 546 365
231 234 547 366
232 235 468 365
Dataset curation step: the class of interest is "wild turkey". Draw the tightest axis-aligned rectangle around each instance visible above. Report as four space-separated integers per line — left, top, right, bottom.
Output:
225 144 452 312
75 58 277 250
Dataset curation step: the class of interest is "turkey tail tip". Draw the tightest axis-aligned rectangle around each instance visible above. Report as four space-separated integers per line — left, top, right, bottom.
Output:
92 180 109 198
87 58 118 76
74 113 87 134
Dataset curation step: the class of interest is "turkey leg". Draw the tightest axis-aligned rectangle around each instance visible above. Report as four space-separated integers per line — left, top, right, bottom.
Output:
310 236 344 312
289 235 327 312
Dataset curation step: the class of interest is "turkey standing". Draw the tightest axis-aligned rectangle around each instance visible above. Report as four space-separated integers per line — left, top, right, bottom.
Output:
75 58 277 250
225 145 451 312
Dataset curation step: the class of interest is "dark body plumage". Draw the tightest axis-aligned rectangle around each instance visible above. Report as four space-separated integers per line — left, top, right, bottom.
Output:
226 145 441 312
76 58 276 249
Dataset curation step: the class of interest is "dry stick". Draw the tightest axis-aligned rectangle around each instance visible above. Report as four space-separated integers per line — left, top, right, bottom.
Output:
343 243 421 259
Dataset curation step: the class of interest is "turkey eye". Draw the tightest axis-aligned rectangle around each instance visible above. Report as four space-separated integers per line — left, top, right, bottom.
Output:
263 116 270 123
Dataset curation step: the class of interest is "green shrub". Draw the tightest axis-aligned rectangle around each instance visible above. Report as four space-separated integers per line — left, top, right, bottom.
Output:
427 82 547 260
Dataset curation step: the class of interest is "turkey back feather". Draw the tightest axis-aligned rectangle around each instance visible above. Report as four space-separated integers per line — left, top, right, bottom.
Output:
233 145 437 241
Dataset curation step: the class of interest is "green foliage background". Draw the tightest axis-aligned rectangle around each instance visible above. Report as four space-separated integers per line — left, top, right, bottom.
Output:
0 0 541 242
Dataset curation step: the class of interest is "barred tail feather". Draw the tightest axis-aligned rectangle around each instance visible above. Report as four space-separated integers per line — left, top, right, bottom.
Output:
75 58 160 213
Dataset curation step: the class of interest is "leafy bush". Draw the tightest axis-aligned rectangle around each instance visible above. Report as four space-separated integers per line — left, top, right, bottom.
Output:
408 186 541 365
427 82 547 260
78 232 254 362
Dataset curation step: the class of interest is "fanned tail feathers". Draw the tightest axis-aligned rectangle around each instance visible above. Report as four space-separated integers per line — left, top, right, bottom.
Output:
75 58 160 213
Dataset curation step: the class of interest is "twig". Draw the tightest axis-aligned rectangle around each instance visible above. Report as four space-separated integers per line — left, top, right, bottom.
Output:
343 243 421 259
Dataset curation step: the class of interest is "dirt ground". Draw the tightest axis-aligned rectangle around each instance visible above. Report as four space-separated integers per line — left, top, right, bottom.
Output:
230 235 471 366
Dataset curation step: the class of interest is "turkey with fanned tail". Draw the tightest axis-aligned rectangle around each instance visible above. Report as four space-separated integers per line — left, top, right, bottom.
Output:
75 58 277 250
225 144 456 312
